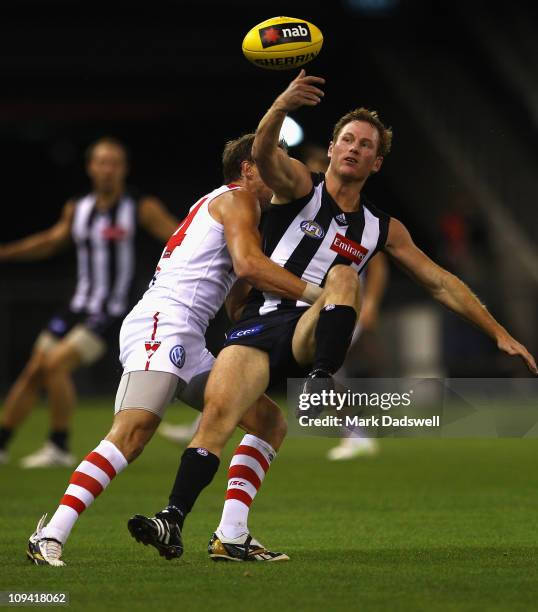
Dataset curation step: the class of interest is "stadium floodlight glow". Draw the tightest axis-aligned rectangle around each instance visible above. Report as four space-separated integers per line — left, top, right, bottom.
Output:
280 116 304 147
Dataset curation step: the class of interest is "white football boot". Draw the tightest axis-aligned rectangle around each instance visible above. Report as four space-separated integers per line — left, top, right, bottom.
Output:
20 442 75 469
158 415 201 445
27 514 65 566
327 437 379 461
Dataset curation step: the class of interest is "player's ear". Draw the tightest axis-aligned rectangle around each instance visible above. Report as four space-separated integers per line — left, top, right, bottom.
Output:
371 157 383 173
241 160 255 180
328 142 334 158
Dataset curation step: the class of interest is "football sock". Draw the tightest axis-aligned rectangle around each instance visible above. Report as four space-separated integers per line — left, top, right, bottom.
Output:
0 426 13 451
217 434 276 540
49 430 69 452
168 447 220 529
42 440 128 544
312 305 357 374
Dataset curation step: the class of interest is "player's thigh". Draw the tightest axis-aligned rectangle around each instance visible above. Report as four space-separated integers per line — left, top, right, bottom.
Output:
203 345 270 416
178 370 211 412
61 324 105 367
114 370 181 420
291 301 325 367
19 342 50 383
43 339 84 374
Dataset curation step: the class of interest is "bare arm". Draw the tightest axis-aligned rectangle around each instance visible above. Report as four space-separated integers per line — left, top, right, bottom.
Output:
252 69 325 203
215 190 321 302
385 218 537 374
137 196 179 243
0 201 74 261
359 252 389 330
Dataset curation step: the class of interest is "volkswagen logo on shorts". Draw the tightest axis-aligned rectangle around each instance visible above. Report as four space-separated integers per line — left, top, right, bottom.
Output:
300 220 324 239
169 345 186 368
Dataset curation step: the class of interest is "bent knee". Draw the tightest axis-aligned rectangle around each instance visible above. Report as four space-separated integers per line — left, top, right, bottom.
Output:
326 264 360 287
242 398 288 442
21 357 47 387
202 398 233 426
107 410 159 461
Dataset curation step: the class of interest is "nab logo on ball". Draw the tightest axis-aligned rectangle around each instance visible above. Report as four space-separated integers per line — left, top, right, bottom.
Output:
242 16 323 71
259 22 311 48
169 345 186 369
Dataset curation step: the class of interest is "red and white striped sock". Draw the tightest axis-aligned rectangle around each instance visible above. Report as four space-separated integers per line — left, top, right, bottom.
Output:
42 440 128 544
217 434 276 540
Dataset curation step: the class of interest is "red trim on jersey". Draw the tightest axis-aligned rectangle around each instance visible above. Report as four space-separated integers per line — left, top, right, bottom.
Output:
233 445 270 473
60 494 86 514
162 197 208 258
145 311 160 370
228 465 262 490
70 471 104 497
85 451 117 480
225 488 253 507
226 183 241 189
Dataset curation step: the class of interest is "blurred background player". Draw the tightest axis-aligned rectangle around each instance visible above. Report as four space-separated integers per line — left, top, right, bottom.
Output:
0 137 178 468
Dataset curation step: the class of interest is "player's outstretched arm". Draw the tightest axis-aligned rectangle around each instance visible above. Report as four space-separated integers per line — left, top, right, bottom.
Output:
0 200 74 262
252 69 325 204
137 196 179 242
385 218 538 374
217 190 321 303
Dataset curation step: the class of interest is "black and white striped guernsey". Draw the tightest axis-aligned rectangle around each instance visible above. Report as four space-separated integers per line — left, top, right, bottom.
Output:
243 172 390 318
69 192 138 317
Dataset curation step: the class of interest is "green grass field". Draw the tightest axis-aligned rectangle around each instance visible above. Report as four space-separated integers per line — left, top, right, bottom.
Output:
2 399 538 611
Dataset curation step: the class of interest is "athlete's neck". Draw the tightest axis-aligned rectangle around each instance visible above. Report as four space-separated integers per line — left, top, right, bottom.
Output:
94 186 124 211
324 170 366 213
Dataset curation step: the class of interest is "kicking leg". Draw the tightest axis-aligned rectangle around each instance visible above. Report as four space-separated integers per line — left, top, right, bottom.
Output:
292 265 361 414
292 264 361 370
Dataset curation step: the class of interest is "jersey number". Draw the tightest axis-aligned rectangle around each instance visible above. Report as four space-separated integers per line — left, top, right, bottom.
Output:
162 196 208 259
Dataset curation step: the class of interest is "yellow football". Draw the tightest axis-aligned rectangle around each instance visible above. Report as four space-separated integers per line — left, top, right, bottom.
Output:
242 16 323 71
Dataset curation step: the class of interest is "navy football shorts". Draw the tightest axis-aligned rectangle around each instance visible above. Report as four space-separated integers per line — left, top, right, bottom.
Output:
223 308 310 383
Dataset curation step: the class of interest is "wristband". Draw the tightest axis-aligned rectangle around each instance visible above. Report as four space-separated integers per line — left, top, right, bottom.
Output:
301 282 323 304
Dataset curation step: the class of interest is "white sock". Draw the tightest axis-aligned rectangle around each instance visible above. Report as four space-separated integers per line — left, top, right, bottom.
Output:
217 434 276 540
42 440 127 544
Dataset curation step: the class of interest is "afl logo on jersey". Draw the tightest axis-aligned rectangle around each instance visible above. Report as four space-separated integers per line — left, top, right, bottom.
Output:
300 220 324 239
169 345 186 369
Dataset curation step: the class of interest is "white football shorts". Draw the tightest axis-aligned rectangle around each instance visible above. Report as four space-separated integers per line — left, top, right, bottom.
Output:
119 308 215 383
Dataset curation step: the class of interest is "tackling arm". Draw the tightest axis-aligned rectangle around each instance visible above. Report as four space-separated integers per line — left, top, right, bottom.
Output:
384 218 537 374
218 190 321 303
0 201 74 261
